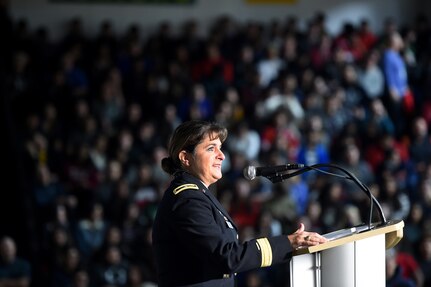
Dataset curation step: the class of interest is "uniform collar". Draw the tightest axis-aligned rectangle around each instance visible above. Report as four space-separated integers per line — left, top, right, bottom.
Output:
176 171 209 191
176 172 238 231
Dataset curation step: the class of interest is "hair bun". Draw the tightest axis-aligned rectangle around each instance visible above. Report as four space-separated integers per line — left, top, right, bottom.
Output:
161 157 177 175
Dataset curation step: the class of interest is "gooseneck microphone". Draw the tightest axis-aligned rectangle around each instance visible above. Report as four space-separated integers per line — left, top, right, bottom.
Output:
243 163 387 229
243 164 305 180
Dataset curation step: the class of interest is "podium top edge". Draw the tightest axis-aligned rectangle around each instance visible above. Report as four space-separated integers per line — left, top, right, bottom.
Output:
293 220 404 256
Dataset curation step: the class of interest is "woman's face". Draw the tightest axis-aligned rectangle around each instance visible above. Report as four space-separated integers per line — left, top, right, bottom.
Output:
182 134 225 186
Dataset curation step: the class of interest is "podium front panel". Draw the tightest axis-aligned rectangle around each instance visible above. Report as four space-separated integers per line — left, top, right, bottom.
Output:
290 233 386 287
290 253 320 287
355 234 385 286
321 234 385 287
321 241 355 287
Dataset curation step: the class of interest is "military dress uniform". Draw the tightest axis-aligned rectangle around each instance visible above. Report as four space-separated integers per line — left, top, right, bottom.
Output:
152 172 293 287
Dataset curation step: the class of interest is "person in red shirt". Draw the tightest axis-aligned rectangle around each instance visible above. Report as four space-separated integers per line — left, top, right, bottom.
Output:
396 250 425 287
358 19 377 49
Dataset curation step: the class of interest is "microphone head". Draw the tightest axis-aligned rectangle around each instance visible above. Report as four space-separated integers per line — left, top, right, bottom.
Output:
243 166 256 180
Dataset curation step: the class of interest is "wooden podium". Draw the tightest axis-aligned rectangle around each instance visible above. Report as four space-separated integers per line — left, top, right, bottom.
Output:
290 220 404 287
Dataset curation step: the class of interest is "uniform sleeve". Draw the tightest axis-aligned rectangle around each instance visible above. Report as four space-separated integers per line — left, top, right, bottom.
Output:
172 191 293 274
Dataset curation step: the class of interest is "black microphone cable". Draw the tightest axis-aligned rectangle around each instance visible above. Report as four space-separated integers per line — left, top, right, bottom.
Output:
305 164 387 230
251 163 387 229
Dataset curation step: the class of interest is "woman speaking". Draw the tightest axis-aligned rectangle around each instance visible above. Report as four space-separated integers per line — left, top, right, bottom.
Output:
152 120 326 287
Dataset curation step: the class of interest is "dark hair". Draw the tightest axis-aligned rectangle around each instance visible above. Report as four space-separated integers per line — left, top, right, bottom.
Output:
161 120 228 175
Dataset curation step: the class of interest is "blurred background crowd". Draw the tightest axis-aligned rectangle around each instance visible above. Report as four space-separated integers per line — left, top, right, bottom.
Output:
1 1 431 287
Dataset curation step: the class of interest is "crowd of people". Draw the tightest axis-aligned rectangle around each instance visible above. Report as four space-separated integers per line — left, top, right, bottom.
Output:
1 2 431 286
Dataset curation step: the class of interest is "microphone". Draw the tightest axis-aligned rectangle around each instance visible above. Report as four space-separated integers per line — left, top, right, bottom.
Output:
243 164 305 180
244 162 387 228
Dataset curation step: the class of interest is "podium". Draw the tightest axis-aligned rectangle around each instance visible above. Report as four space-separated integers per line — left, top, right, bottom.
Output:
290 220 404 287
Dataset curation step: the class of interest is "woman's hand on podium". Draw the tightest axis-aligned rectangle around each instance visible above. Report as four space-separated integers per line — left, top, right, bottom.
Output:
287 223 328 249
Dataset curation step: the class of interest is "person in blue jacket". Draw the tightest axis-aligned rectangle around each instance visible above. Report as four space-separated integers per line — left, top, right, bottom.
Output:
152 120 327 287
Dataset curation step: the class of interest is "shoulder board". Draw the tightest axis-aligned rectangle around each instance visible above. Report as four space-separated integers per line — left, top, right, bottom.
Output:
173 184 199 195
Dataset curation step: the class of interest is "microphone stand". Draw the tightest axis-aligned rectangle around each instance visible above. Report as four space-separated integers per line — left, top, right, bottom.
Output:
264 163 387 230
